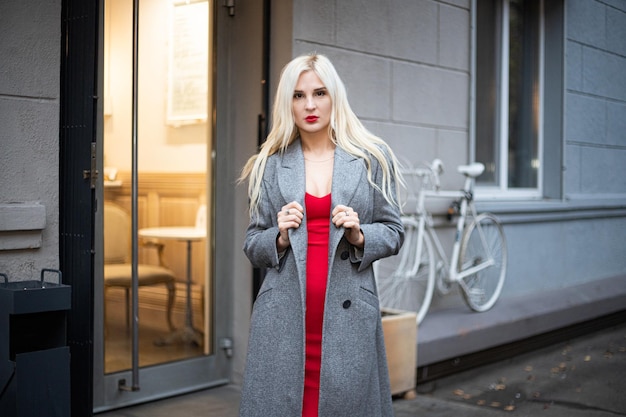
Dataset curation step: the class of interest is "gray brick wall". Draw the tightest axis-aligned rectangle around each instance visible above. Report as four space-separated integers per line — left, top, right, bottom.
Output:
0 0 61 277
565 0 626 197
287 0 626 313
292 0 471 190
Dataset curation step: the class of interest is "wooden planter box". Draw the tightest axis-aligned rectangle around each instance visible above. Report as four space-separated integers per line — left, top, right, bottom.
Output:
381 308 417 397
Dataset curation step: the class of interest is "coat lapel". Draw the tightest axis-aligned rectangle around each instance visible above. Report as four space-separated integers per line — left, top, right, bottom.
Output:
329 147 362 261
277 140 305 207
277 140 308 304
276 141 364 302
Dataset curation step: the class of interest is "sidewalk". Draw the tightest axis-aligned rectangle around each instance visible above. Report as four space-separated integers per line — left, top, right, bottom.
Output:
396 320 626 416
98 320 626 416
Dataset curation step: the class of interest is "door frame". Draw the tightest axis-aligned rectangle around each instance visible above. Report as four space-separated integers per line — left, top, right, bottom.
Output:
60 0 99 415
60 0 232 414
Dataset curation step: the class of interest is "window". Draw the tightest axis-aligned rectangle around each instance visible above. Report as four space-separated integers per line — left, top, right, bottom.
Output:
474 0 545 197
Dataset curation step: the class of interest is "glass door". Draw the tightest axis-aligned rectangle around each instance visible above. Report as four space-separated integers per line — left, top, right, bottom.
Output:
93 0 225 411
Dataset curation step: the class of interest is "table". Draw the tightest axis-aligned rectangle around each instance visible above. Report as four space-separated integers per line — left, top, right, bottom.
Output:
138 226 206 346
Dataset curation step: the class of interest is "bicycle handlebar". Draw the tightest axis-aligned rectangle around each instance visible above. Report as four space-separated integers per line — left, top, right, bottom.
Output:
430 159 443 189
400 159 445 191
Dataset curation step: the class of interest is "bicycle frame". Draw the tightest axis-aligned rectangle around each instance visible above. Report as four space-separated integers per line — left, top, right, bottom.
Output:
411 171 495 285
377 160 507 323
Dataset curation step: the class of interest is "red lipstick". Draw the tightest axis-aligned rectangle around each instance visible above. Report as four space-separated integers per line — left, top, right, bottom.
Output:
305 116 319 123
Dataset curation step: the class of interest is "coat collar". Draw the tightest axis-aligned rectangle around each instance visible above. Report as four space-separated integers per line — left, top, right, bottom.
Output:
277 138 362 211
276 138 363 284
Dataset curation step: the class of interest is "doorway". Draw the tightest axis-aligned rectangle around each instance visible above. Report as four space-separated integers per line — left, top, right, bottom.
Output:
93 0 226 411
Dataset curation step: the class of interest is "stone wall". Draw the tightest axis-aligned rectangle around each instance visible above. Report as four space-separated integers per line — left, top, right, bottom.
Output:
0 0 61 280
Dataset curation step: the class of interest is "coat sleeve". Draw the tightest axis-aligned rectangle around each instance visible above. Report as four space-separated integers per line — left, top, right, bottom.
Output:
356 153 404 272
242 164 286 270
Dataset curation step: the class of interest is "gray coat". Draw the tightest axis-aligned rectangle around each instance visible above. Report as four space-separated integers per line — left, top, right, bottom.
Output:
240 139 404 417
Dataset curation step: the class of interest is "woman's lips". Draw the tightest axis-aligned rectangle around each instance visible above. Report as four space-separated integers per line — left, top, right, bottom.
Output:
305 116 319 123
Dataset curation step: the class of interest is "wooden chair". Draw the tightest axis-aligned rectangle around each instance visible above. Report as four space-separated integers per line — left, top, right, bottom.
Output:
104 203 176 331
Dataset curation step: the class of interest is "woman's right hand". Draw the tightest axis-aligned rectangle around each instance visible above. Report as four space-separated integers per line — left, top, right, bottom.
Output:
277 201 303 251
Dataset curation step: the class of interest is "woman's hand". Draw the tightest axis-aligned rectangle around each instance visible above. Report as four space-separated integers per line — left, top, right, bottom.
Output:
277 201 304 251
332 205 364 249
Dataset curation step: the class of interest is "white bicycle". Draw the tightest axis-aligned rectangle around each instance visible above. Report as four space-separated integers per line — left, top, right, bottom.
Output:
375 159 507 324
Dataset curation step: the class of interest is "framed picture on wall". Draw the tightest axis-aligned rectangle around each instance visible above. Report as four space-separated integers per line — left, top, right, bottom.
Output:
166 0 208 126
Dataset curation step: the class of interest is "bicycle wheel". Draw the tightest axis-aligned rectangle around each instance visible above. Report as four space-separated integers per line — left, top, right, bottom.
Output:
458 212 507 312
374 217 435 324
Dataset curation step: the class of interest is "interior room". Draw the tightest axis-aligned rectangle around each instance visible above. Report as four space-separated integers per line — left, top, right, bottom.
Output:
102 0 212 373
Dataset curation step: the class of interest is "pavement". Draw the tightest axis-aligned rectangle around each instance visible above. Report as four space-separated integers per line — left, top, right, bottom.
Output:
98 320 626 417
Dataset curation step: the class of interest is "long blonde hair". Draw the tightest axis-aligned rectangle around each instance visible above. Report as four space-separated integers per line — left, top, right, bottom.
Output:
240 53 403 216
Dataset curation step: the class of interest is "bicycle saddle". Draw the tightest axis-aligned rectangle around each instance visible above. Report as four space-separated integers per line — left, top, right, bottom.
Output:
457 163 485 178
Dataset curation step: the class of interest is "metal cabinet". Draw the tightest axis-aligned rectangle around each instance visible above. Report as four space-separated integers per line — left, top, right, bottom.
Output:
0 270 71 417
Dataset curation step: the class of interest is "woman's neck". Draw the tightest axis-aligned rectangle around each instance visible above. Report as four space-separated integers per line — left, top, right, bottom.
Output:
300 133 335 159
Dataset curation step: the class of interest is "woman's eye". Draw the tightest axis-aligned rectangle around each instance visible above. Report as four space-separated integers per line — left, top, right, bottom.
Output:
293 92 303 99
315 90 326 97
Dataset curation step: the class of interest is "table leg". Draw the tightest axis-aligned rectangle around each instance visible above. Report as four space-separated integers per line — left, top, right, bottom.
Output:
185 239 193 329
155 239 203 347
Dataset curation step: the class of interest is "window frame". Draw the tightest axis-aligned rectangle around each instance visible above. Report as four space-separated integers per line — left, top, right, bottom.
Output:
471 0 548 201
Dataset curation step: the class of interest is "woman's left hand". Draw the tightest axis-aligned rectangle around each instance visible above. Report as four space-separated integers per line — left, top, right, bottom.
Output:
332 205 364 249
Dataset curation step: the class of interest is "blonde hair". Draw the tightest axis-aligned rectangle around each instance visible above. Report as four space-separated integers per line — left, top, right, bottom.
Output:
240 53 403 216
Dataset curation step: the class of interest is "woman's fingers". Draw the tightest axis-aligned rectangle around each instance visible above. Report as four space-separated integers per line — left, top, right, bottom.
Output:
332 205 359 229
332 205 364 247
277 202 304 244
278 202 303 224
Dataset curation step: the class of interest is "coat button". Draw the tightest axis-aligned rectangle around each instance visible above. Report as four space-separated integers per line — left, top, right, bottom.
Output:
342 300 351 309
340 251 349 260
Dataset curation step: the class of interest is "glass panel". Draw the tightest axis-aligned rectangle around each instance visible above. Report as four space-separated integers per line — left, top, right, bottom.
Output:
475 0 501 186
102 0 212 374
508 0 540 188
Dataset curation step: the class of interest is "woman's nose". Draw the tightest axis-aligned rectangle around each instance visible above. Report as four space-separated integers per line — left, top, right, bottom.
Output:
305 95 316 109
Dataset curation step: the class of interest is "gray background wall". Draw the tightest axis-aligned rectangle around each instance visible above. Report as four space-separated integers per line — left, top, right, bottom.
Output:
0 0 61 280
292 0 472 187
277 0 626 365
565 0 626 198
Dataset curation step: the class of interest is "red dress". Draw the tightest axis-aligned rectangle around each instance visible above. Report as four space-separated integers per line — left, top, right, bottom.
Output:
302 192 331 417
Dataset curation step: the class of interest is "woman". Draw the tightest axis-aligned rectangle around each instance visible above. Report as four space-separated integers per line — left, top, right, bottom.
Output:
239 53 404 417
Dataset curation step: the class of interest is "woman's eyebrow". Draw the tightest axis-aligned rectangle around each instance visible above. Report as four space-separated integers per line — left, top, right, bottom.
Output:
293 87 327 93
